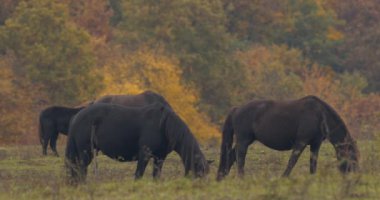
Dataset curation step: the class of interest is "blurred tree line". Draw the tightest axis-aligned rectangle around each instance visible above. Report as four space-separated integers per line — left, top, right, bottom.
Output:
0 0 379 143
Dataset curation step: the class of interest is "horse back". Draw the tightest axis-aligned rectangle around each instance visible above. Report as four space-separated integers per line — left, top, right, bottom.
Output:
234 97 324 150
40 106 83 134
95 91 172 110
96 93 154 106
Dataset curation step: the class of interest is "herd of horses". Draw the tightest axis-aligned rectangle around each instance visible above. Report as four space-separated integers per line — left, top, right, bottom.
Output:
38 91 360 184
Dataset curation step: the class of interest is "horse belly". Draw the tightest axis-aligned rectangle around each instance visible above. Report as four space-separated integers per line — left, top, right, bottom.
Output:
254 124 297 151
99 142 139 162
259 138 293 151
96 132 140 162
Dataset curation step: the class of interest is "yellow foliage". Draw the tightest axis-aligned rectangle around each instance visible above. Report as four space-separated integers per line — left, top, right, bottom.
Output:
237 45 379 139
302 64 341 103
327 26 344 41
99 48 219 141
0 61 14 94
237 45 304 100
0 54 43 144
301 64 377 139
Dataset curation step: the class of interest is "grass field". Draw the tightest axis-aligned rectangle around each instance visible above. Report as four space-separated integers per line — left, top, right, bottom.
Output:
1 138 380 200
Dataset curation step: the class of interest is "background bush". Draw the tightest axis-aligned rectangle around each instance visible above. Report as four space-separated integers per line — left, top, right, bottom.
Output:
0 0 379 144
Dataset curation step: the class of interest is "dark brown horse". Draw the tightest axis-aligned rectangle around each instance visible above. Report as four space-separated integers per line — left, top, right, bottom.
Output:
217 95 359 180
65 103 209 184
94 91 172 109
39 90 171 156
39 106 85 156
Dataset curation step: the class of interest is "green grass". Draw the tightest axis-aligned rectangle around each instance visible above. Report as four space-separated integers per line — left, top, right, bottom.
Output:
1 138 380 200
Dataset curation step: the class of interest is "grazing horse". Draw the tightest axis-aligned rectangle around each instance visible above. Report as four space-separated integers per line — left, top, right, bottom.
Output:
39 106 85 156
94 90 172 110
217 95 359 180
39 90 171 156
65 103 209 184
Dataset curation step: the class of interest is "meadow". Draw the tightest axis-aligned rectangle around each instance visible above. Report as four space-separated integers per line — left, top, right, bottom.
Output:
1 137 380 200
1 1 379 199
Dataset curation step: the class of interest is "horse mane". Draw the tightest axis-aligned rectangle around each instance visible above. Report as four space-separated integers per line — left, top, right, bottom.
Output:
160 107 201 153
304 96 358 156
305 96 360 169
305 96 351 137
160 109 209 176
160 109 186 151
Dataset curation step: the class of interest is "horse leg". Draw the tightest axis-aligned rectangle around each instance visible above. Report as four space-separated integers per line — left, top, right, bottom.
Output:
42 138 49 156
310 140 322 174
135 149 151 180
235 141 250 177
41 122 53 156
152 156 166 179
50 132 59 157
184 165 191 177
282 142 307 177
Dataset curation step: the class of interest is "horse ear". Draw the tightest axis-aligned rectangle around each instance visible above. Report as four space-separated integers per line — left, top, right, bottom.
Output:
207 160 214 165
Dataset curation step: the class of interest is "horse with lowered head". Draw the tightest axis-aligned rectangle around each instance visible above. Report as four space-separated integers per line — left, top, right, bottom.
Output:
39 90 172 156
65 103 210 184
94 91 172 109
217 95 359 181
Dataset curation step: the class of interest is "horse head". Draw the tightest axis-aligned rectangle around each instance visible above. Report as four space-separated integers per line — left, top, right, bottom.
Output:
192 153 211 178
336 141 360 173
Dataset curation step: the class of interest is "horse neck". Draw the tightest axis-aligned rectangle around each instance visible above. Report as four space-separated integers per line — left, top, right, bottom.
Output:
331 135 359 167
163 112 203 170
324 109 352 145
173 130 202 169
327 124 352 146
325 112 357 161
329 130 356 154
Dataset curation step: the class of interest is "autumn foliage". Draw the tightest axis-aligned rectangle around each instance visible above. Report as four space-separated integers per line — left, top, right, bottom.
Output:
0 0 379 144
237 45 379 139
99 47 219 140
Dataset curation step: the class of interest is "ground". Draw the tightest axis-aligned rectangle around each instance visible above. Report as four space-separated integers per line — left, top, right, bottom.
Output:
0 138 379 200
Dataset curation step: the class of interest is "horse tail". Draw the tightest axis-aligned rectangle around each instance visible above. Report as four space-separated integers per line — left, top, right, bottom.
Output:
159 108 169 134
38 113 49 155
90 124 98 177
217 107 236 179
65 135 78 163
65 134 79 184
38 116 43 145
320 108 332 141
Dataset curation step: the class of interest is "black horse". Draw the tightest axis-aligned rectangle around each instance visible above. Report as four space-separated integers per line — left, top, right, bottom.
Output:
94 90 172 109
65 103 209 184
39 90 171 156
217 95 359 180
39 106 85 156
